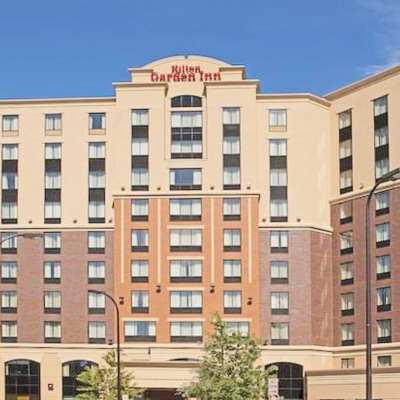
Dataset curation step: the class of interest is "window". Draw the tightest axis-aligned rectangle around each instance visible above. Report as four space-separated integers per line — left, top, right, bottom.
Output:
131 229 149 252
223 108 240 125
170 168 201 190
271 261 288 284
377 255 391 279
377 355 392 367
124 321 156 342
341 293 354 316
45 171 61 189
340 202 352 224
171 95 202 108
1 262 17 283
88 171 105 189
376 223 390 247
2 203 17 222
131 260 149 283
376 158 389 180
170 199 201 221
88 292 105 314
131 290 149 313
376 191 389 215
341 323 354 345
170 291 202 313
223 136 240 155
132 137 149 156
223 229 241 251
377 319 391 343
340 170 353 192
170 229 202 252
341 358 355 369
132 109 149 126
2 172 18 189
44 232 61 254
45 202 61 220
377 287 391 312
131 199 149 221
271 292 289 315
44 291 61 313
270 231 288 253
2 115 19 131
374 96 388 116
89 113 105 130
271 322 289 345
44 321 61 343
270 139 287 156
341 262 354 285
170 322 202 342
171 140 202 158
339 140 352 159
339 110 351 129
226 321 249 336
270 199 288 220
1 232 17 253
270 169 287 186
88 142 106 159
171 112 202 158
45 143 62 159
269 110 287 127
170 260 202 283
2 144 18 160
88 321 106 344
45 114 62 131
88 201 105 221
224 291 242 314
340 231 353 255
1 291 17 313
44 261 61 284
223 167 241 188
223 260 241 283
88 231 105 253
88 261 105 284
375 126 388 147
223 198 241 220
1 321 17 342
131 168 149 189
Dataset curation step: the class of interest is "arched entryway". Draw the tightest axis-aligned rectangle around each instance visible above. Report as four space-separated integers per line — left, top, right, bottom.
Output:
62 360 97 400
5 359 40 400
266 362 304 400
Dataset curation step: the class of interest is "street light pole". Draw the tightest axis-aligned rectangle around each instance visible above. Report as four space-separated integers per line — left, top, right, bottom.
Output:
365 167 400 400
89 290 122 400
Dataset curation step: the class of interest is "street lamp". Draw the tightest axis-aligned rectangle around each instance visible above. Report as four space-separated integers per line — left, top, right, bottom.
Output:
365 167 400 400
88 290 123 400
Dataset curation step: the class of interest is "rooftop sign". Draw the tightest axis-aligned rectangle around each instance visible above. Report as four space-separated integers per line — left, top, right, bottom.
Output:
151 65 221 82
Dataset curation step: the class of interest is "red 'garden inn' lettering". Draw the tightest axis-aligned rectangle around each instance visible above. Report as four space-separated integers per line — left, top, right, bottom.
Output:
151 65 221 82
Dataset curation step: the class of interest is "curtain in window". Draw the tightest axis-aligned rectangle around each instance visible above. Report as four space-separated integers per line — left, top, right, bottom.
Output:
45 114 62 130
45 322 61 338
223 198 240 215
88 262 105 278
223 136 240 155
124 321 155 336
376 158 389 179
378 320 391 337
44 262 61 278
170 291 202 308
88 201 105 218
223 230 241 246
131 261 149 277
1 262 17 278
339 140 352 159
339 111 351 129
270 169 287 186
132 138 149 155
270 139 287 156
223 167 240 185
2 291 17 307
171 112 202 128
340 262 353 280
89 143 106 158
88 232 105 248
341 324 354 340
271 323 288 339
271 292 288 309
2 173 18 190
222 108 240 125
341 293 354 310
224 291 241 308
89 114 106 130
132 110 149 126
374 96 388 116
340 232 353 249
340 170 353 189
132 291 149 307
2 321 17 337
2 116 19 131
1 233 17 249
2 144 18 160
270 231 288 248
270 199 288 217
131 230 148 247
89 322 105 338
44 233 61 248
377 255 390 274
132 168 149 185
269 110 287 126
377 287 391 305
88 293 105 308
45 202 61 218
224 260 241 277
170 260 202 277
376 223 390 242
375 191 389 210
271 261 288 278
44 292 61 308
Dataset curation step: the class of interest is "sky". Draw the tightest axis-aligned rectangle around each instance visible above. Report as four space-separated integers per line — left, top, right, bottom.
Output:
0 0 399 99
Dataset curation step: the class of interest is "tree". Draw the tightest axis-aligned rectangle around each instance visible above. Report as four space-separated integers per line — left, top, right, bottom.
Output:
76 350 144 400
180 314 276 400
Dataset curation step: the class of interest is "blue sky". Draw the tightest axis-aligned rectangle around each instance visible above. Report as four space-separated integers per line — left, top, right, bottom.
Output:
0 0 399 98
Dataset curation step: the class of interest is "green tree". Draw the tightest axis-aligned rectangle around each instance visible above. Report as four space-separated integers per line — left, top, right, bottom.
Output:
180 314 276 400
76 350 144 400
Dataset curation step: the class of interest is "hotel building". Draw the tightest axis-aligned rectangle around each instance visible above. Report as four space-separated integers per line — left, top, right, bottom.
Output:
0 55 400 400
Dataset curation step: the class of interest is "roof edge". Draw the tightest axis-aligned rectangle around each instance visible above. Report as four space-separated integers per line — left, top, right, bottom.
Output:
0 96 116 105
257 93 331 107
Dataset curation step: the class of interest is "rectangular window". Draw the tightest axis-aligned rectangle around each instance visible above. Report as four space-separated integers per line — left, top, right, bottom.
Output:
131 290 149 313
377 355 392 367
45 114 62 131
269 110 287 127
44 232 61 254
45 202 61 220
375 191 390 215
340 170 353 193
223 260 241 283
339 110 352 129
170 229 202 252
170 199 201 221
171 112 202 158
124 321 156 342
131 229 149 252
270 231 288 253
170 168 201 190
223 136 240 155
270 169 287 187
1 291 17 313
131 168 149 189
377 255 391 279
88 321 106 344
88 231 105 253
223 108 240 125
44 261 61 284
170 260 202 283
89 142 106 159
132 137 149 156
89 113 106 130
375 126 388 147
224 291 242 314
339 140 352 159
270 139 287 156
170 322 203 342
132 109 149 126
223 198 241 220
340 262 354 285
376 223 390 247
88 201 105 221
271 292 289 315
131 260 149 283
88 171 105 189
341 293 354 316
377 319 391 343
2 115 19 132
2 172 18 190
1 262 17 283
270 322 289 345
1 321 17 342
223 229 241 252
226 321 249 336
223 167 241 188
271 261 288 284
2 203 17 222
374 96 388 116
2 144 18 160
131 199 149 221
170 291 202 313
88 292 105 314
340 231 353 255
377 287 391 312
376 158 389 180
45 172 61 189
341 323 354 345
341 358 355 369
270 199 288 220
44 291 61 313
340 202 353 224
45 143 62 159
1 232 17 253
88 261 105 284
44 321 61 343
